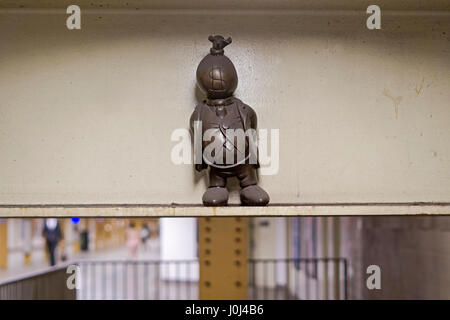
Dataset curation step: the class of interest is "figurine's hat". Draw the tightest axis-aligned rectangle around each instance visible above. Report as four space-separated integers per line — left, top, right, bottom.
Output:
208 35 232 55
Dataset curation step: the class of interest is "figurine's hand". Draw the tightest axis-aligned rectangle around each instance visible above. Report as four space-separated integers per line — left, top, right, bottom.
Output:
195 164 205 172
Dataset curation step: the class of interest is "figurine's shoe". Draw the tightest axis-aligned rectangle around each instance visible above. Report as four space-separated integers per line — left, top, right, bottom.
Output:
202 187 229 206
240 185 270 206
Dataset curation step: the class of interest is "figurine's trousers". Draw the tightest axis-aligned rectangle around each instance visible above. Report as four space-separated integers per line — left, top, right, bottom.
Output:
209 164 258 188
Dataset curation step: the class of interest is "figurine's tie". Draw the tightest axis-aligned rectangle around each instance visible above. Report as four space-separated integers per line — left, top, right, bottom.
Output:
215 106 227 119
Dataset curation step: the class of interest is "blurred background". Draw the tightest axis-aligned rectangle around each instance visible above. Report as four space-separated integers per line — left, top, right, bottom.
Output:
0 216 449 300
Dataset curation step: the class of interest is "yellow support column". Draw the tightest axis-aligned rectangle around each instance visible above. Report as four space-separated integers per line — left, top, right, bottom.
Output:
0 220 7 269
95 220 104 250
199 217 248 300
23 219 32 265
73 219 81 254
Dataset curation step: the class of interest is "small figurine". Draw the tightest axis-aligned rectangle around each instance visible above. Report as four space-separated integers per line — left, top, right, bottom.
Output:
190 35 270 206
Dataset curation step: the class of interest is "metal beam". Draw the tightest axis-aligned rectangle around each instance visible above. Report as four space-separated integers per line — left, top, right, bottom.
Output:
199 217 248 299
0 221 6 269
0 203 449 217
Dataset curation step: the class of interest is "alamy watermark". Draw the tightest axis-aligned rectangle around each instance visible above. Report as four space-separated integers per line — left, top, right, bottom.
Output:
66 264 81 290
170 124 279 176
366 265 381 290
66 5 81 30
66 4 381 31
366 5 381 30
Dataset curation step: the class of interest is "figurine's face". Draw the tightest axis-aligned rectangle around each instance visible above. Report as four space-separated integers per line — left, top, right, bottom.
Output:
196 54 238 100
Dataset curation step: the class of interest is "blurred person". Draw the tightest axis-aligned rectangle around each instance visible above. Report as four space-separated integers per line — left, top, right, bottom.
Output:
140 223 151 251
126 221 140 259
60 238 67 262
42 218 62 266
80 225 89 252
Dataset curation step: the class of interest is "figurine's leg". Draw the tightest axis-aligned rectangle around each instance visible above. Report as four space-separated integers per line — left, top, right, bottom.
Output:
202 168 229 206
238 165 270 206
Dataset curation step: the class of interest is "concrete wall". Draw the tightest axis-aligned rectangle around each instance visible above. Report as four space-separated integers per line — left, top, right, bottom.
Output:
160 218 198 280
250 217 288 287
358 217 450 299
285 216 450 299
331 216 450 299
0 5 449 205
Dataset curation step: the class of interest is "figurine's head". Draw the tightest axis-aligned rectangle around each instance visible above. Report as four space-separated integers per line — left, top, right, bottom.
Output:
196 35 238 100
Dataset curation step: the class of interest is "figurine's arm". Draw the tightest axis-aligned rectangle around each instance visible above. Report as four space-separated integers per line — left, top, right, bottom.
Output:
189 106 199 132
247 106 260 169
190 105 207 172
248 106 257 130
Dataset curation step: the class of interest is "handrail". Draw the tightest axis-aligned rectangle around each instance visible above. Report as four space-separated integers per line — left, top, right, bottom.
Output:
0 263 71 286
0 257 349 300
0 257 347 283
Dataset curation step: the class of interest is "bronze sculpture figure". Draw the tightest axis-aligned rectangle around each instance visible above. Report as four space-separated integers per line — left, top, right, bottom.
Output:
190 35 270 206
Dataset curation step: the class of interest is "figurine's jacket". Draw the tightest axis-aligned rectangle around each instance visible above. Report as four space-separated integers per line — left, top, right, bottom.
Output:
190 97 260 170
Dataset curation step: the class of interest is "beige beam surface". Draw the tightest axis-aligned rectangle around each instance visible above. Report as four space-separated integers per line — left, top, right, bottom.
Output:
0 11 450 206
0 203 449 217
